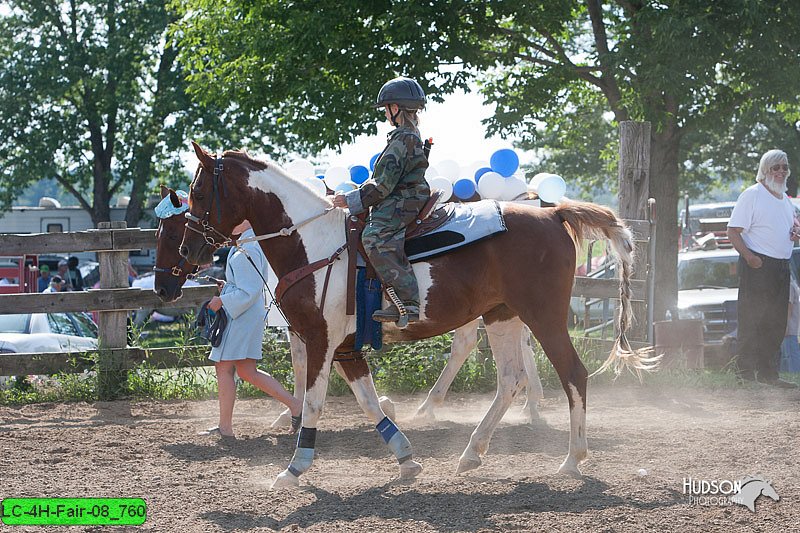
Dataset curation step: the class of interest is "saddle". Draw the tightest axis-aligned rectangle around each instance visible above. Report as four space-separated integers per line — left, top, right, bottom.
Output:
344 189 453 315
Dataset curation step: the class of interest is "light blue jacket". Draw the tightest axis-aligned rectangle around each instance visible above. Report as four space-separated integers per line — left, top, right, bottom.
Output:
209 229 269 361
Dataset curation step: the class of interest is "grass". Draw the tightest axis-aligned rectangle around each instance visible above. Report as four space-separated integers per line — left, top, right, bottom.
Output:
2 317 798 405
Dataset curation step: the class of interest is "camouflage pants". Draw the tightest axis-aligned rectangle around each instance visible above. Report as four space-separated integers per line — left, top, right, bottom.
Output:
362 196 426 306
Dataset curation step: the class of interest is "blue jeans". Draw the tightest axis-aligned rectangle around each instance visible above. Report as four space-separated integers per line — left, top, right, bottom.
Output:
780 335 800 373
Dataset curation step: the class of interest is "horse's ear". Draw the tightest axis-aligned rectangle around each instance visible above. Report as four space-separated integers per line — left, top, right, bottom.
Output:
169 188 181 209
160 184 169 199
191 140 215 170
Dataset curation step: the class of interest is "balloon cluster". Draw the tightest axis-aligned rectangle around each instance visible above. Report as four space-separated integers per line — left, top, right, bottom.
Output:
282 147 566 204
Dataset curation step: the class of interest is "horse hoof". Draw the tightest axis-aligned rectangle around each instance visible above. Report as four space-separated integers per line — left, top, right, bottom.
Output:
413 406 436 423
270 469 300 490
379 396 396 420
557 461 583 479
399 460 423 480
456 456 481 474
270 410 292 429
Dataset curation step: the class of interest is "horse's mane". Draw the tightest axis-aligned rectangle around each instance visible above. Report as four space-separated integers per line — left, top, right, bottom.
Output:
222 148 332 208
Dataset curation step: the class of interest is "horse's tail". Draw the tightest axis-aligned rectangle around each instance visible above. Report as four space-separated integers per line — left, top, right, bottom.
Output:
554 199 661 378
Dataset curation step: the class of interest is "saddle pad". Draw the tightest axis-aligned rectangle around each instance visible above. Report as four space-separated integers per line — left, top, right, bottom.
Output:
405 200 506 262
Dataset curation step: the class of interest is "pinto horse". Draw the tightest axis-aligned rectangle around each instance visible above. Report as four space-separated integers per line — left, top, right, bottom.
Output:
154 186 544 429
180 143 655 488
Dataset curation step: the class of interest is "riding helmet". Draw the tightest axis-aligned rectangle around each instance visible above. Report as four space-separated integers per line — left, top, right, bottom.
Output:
373 77 426 110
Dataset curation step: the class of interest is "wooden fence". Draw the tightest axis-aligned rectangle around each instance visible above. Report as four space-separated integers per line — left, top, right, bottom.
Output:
1 217 654 396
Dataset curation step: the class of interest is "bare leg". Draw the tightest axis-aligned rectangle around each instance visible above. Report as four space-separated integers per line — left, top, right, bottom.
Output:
457 317 527 474
215 361 237 437
234 358 302 416
271 331 307 428
414 318 480 420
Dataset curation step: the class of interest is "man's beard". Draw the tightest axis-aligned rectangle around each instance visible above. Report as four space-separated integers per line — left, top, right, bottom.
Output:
764 175 788 195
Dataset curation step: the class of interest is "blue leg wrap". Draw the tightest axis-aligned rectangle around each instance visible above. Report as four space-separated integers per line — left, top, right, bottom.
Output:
287 427 316 478
376 417 412 464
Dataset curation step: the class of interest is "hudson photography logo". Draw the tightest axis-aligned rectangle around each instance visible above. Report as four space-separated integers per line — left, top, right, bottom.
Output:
682 475 780 512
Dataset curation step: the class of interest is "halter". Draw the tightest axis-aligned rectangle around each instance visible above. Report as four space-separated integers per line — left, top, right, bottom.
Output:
184 157 231 250
152 257 199 280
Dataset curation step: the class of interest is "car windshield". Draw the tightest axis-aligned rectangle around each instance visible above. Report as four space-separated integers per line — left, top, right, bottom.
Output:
678 255 739 290
0 313 31 333
71 312 98 338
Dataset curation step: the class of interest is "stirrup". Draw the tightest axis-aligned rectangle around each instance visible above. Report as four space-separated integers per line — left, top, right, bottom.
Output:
378 286 420 328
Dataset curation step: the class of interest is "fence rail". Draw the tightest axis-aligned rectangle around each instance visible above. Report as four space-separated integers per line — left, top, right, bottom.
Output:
1 220 654 386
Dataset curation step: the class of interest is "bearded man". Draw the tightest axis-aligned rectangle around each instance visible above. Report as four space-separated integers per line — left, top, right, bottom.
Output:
727 149 800 388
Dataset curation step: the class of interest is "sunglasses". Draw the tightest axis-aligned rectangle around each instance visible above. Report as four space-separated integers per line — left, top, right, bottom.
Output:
770 164 789 172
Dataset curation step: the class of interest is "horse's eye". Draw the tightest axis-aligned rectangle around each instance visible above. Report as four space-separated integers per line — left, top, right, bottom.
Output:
194 193 204 201
168 234 178 241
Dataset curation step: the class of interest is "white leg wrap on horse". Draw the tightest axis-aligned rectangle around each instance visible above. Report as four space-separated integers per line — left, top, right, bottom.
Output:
287 427 316 477
376 417 412 464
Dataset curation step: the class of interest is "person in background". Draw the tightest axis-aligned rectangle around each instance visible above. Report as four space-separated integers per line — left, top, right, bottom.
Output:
37 264 52 292
199 219 302 438
65 256 85 291
780 275 800 373
57 259 69 287
727 149 800 388
43 275 66 293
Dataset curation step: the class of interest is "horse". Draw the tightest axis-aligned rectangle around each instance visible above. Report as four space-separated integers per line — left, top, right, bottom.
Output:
180 143 655 488
154 186 544 429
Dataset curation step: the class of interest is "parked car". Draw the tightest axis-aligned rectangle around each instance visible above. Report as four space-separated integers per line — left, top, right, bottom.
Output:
0 312 98 354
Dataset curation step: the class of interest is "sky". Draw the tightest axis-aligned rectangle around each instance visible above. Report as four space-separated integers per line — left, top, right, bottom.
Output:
319 88 539 176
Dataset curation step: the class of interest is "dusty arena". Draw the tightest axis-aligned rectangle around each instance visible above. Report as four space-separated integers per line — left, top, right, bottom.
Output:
1 385 797 532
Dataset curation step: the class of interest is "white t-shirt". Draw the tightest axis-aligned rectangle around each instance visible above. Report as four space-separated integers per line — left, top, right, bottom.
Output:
728 183 795 259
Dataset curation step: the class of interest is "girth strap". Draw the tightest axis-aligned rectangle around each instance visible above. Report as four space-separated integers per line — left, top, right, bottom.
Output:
275 243 348 310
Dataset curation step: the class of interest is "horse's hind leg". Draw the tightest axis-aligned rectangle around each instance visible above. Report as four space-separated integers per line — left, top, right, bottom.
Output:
520 327 544 423
526 319 588 478
457 316 527 474
335 357 423 480
414 318 480 421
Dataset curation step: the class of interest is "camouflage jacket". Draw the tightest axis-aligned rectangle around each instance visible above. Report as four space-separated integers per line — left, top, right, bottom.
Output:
343 126 430 215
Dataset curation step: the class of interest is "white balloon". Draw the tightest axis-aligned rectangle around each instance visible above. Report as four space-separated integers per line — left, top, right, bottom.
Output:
334 181 356 193
477 171 505 199
425 164 441 179
324 166 350 188
435 159 461 182
501 176 529 201
304 177 327 197
428 176 453 202
529 173 566 203
285 158 316 180
463 160 490 181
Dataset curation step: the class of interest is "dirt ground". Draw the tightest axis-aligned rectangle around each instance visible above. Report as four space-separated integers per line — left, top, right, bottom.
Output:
1 385 798 532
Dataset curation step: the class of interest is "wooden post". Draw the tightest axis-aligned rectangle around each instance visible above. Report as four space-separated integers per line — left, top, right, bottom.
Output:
618 121 651 342
97 221 129 399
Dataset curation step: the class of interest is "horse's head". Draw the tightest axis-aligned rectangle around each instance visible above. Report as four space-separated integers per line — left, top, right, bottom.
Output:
180 141 249 265
153 185 196 302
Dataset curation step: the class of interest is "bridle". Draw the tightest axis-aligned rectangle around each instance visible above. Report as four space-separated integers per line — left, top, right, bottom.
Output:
184 157 232 250
153 257 199 280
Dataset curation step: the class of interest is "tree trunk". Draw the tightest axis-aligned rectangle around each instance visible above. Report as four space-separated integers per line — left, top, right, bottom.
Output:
649 130 681 321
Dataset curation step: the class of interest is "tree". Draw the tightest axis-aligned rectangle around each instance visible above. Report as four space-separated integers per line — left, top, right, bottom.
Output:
174 0 800 319
0 0 233 226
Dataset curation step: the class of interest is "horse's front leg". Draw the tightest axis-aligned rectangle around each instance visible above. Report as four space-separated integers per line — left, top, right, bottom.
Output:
520 327 545 423
271 340 334 489
335 357 423 480
414 318 480 421
271 330 306 429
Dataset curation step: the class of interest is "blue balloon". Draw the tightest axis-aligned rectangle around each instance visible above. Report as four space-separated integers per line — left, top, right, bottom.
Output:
453 179 477 200
490 148 519 177
350 165 369 184
474 167 492 183
369 152 381 171
315 174 325 180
